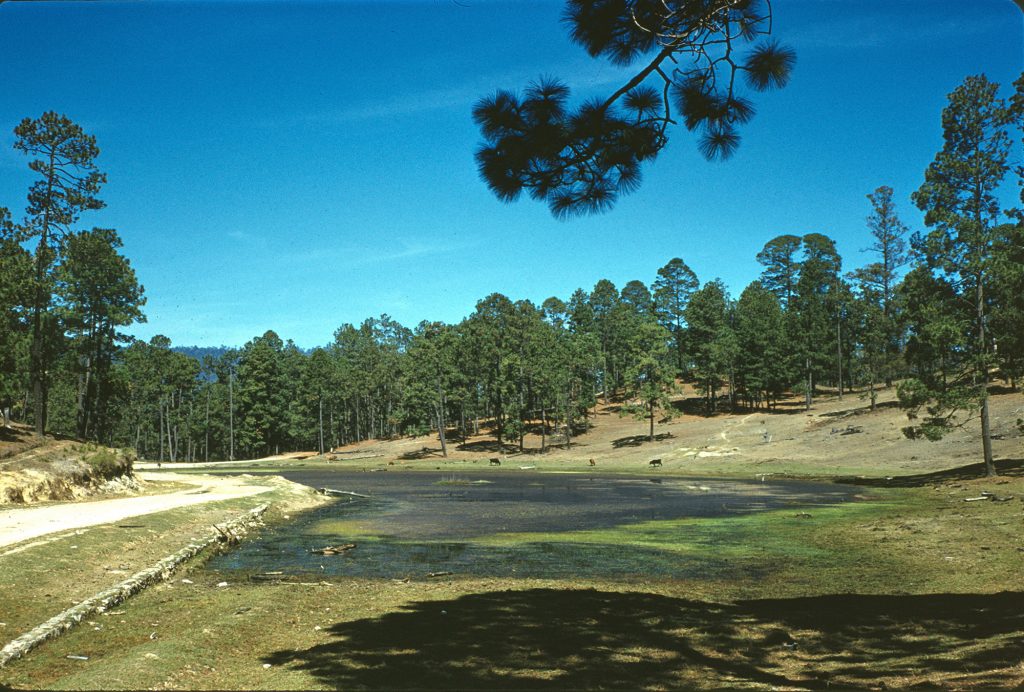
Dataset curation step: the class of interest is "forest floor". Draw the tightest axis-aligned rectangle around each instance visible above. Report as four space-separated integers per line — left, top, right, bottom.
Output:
0 385 1022 689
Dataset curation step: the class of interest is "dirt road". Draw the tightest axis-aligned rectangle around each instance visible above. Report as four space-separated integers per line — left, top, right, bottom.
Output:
0 472 273 550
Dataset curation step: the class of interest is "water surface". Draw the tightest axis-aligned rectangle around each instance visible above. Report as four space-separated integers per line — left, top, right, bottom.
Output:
207 470 855 581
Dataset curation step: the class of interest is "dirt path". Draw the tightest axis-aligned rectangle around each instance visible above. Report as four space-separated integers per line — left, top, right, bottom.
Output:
0 472 273 550
717 412 757 444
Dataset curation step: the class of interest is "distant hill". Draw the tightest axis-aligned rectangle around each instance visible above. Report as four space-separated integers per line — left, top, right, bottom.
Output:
172 345 233 363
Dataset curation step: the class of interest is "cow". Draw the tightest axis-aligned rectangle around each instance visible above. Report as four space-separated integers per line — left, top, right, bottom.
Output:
649 458 662 468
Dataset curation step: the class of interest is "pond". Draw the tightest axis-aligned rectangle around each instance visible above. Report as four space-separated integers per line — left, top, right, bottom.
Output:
206 470 857 582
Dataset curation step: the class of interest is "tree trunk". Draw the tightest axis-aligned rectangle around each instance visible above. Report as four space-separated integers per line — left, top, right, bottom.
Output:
977 278 996 476
159 402 165 462
564 391 573 449
318 395 324 455
329 403 335 450
228 372 235 461
204 388 210 462
495 393 504 444
540 407 547 452
836 313 843 399
76 355 90 439
648 401 655 441
805 358 812 411
436 406 448 458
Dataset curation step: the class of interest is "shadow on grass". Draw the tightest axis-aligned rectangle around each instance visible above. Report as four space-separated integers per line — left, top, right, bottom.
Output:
456 440 521 454
841 458 1024 488
0 426 28 443
611 432 674 448
265 588 1024 689
399 446 445 460
669 396 808 417
819 399 901 418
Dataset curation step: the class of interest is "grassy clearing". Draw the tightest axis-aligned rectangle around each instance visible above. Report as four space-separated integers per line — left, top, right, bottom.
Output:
2 472 1023 689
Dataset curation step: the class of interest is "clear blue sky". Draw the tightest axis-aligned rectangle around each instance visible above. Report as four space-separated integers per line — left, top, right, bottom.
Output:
1 0 1021 348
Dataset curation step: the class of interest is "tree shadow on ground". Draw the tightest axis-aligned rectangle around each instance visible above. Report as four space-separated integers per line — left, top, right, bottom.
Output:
264 588 1024 690
399 446 445 460
819 399 901 418
455 440 521 454
841 458 1024 488
611 432 674 448
669 397 807 417
0 427 26 443
0 424 46 458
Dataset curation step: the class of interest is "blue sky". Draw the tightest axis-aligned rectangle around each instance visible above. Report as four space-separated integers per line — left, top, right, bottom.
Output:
0 0 1021 348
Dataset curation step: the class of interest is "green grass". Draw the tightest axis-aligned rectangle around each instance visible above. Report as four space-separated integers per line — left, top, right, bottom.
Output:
475 500 886 557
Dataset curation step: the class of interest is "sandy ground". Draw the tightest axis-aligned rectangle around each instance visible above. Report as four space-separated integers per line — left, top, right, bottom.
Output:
0 472 273 550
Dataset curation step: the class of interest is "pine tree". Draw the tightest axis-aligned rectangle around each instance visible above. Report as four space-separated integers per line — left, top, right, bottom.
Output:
0 209 32 427
652 258 699 374
237 331 286 458
14 113 106 434
904 74 1016 476
620 319 676 441
473 1 794 216
685 279 735 412
55 228 146 439
848 186 910 393
733 281 789 409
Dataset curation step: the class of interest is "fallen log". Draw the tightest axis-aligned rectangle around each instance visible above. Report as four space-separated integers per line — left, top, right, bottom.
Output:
250 573 296 583
311 543 356 556
318 487 370 499
212 524 239 545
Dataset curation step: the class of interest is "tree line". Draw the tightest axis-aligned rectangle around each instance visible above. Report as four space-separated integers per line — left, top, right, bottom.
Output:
1 73 1021 475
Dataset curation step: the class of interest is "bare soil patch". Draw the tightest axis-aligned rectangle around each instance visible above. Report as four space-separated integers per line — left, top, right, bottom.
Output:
262 387 1024 481
0 472 298 549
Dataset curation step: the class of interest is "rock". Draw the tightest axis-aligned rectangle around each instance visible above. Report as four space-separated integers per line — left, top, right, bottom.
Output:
763 628 798 648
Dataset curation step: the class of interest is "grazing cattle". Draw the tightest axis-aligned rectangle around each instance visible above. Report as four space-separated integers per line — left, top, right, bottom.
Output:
649 458 662 468
588 458 596 466
489 458 501 466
